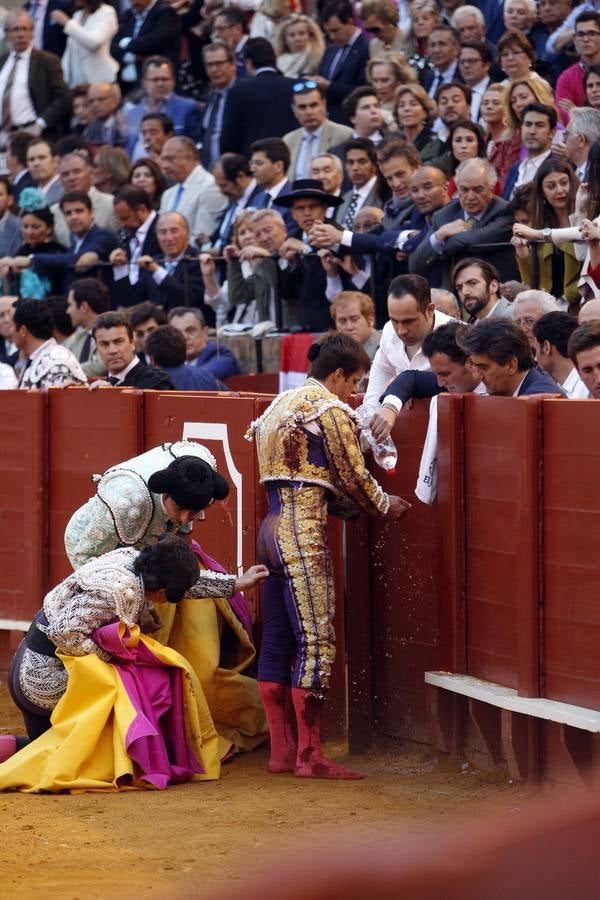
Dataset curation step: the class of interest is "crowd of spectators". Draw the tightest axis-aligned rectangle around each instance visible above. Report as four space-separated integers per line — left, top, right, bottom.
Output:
0 0 598 408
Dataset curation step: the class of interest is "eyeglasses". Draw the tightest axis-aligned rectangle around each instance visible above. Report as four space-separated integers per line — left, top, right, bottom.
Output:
514 316 537 328
293 79 318 93
459 56 483 64
575 29 600 38
499 49 527 58
211 22 234 33
204 59 230 67
368 26 384 35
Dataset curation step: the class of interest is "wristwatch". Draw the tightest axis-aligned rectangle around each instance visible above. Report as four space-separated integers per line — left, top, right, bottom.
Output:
542 227 552 241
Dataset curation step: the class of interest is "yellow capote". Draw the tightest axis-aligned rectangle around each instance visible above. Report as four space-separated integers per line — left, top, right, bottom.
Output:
0 624 220 793
152 592 267 760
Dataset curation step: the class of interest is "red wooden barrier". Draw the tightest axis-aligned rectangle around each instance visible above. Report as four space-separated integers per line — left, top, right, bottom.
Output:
347 400 440 747
48 387 144 586
542 399 600 709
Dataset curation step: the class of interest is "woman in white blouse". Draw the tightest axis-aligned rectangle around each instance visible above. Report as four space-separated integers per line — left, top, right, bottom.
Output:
51 0 119 88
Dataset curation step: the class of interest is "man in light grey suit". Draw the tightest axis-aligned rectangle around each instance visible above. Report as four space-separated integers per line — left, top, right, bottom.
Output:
51 151 119 247
160 136 227 247
283 82 352 182
452 257 514 324
409 158 518 288
335 138 382 228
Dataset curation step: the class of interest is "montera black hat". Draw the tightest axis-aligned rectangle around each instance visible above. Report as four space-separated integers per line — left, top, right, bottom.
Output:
147 456 230 510
276 178 344 208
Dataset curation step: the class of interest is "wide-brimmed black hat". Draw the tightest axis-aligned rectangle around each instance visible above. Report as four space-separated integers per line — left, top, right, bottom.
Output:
276 179 344 208
148 456 229 511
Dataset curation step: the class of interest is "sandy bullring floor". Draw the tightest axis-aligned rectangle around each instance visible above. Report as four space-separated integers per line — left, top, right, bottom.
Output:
0 683 532 900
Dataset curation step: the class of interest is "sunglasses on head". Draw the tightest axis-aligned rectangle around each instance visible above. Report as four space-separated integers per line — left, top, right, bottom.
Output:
293 79 318 93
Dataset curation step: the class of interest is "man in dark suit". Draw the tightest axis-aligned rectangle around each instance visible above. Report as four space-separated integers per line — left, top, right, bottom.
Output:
220 38 298 159
409 158 519 288
199 42 237 171
137 211 211 322
250 137 296 234
111 0 181 93
108 185 160 309
458 317 564 396
91 311 175 390
84 82 129 148
316 0 369 125
210 6 249 80
25 0 73 58
24 190 117 294
7 132 34 206
211 153 261 251
0 9 71 142
419 24 464 98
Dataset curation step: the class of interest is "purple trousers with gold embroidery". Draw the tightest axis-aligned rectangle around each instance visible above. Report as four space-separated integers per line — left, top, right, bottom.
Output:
257 484 336 693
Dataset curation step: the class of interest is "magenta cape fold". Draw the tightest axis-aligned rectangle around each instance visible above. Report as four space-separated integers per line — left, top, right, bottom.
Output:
92 623 204 789
191 539 253 639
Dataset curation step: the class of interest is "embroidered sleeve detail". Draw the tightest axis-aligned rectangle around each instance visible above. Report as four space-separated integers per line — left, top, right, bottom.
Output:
186 570 237 599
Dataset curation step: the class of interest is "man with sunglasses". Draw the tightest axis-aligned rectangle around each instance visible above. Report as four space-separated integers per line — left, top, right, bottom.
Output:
284 81 352 181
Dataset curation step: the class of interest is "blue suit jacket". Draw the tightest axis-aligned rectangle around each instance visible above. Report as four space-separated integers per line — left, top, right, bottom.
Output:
318 33 369 124
189 341 240 381
125 94 203 156
32 224 117 293
502 162 519 201
26 0 73 57
517 366 564 396
163 364 225 391
220 70 299 159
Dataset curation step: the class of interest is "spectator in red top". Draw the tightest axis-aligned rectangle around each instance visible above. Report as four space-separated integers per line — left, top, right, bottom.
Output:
556 11 600 124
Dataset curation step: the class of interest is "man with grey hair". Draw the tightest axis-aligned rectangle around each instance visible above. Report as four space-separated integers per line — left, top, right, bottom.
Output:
410 157 518 287
160 136 227 247
564 106 600 181
137 211 209 318
310 153 344 216
512 288 560 350
431 288 461 319
451 4 487 42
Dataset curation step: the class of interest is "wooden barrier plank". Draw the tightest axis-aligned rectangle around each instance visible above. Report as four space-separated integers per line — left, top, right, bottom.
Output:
543 400 600 709
0 391 46 624
48 387 144 586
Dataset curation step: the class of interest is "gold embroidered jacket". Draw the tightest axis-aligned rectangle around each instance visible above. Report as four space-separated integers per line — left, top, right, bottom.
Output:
246 378 389 516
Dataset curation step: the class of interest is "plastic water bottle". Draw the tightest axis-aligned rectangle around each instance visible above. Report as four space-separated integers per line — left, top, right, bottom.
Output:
355 404 398 475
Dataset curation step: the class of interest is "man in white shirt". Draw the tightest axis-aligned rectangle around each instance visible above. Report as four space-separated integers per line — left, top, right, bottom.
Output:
0 9 71 145
568 319 600 397
26 138 63 204
159 136 227 248
365 273 454 423
533 311 590 397
458 41 492 123
452 258 514 322
563 106 600 182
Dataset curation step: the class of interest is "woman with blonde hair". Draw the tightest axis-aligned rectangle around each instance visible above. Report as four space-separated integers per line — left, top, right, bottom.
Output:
394 83 444 164
480 83 521 186
274 13 326 77
505 76 555 133
367 52 416 126
401 0 440 72
251 0 292 44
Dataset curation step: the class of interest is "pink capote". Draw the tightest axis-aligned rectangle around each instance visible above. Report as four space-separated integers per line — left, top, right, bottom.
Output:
92 623 204 789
